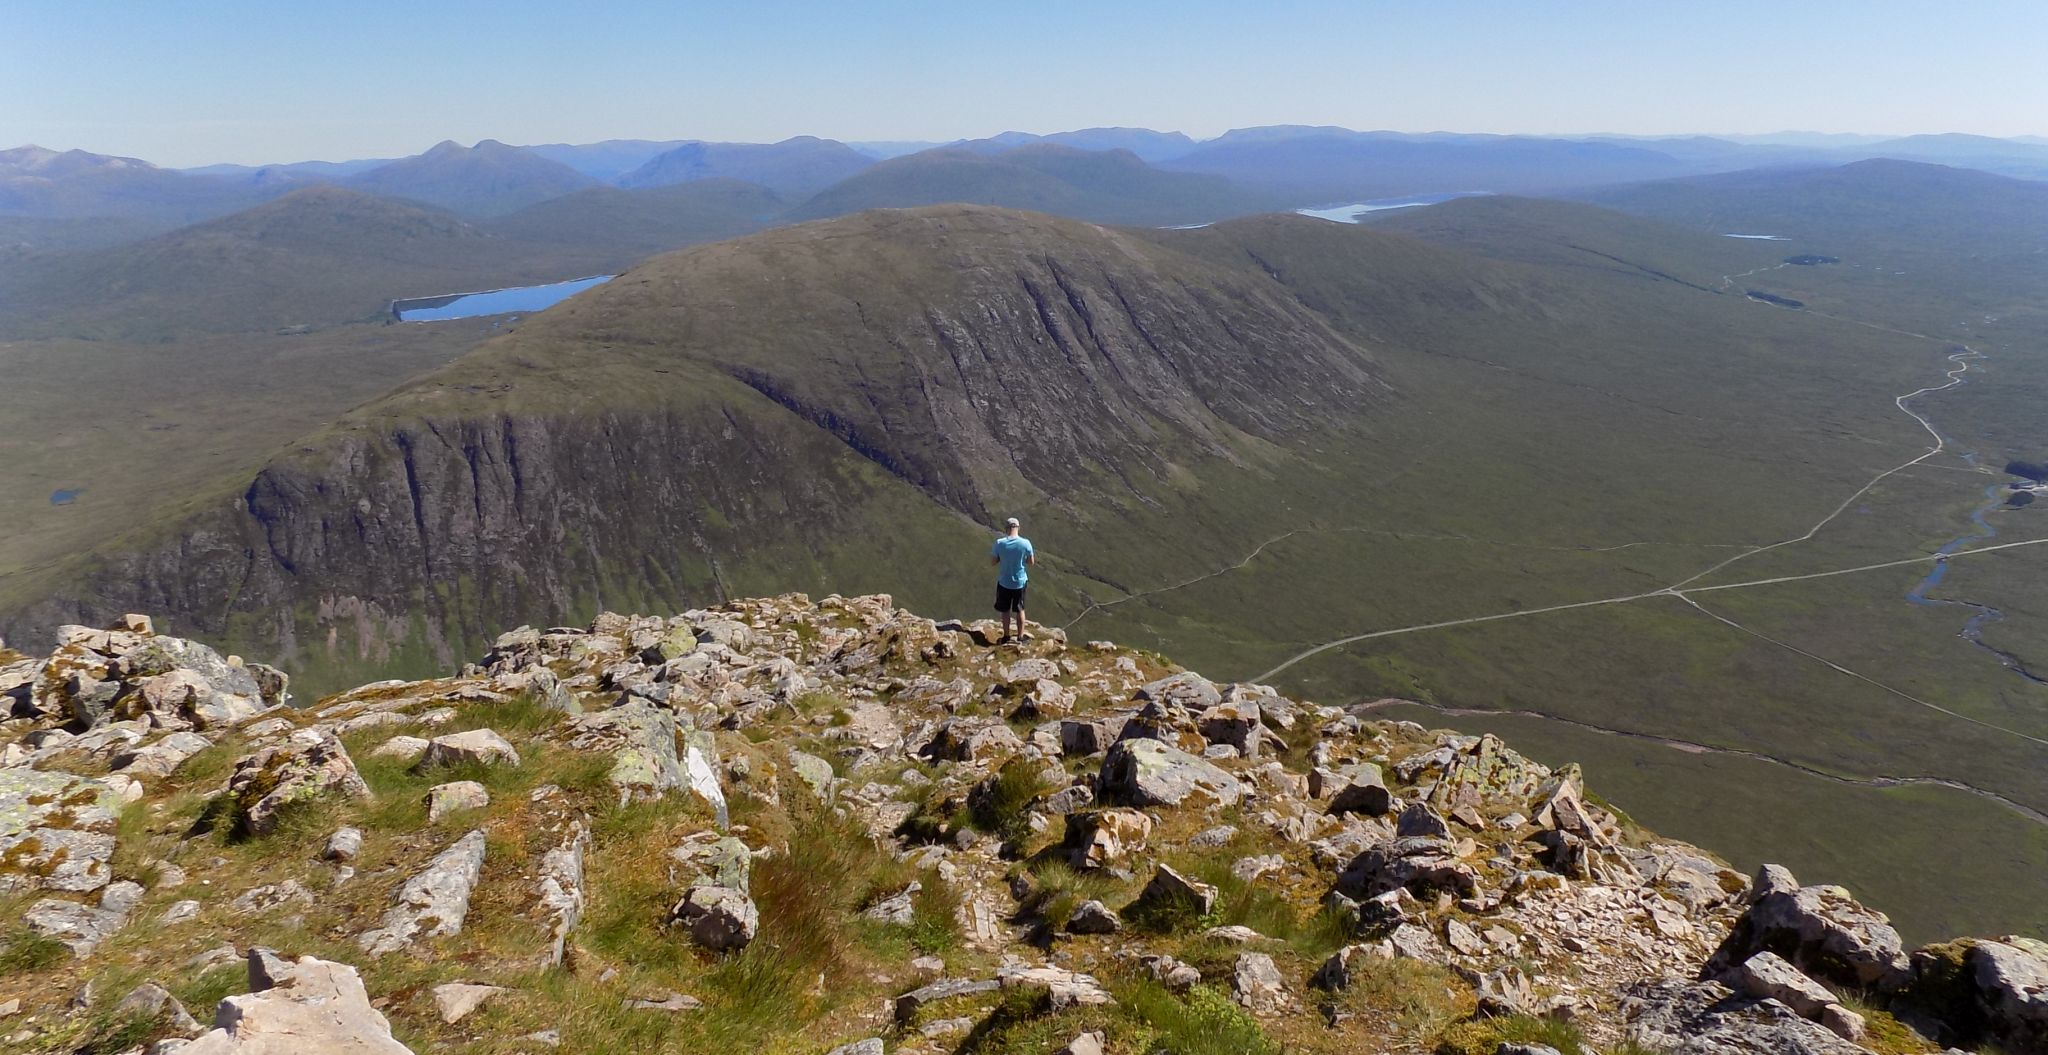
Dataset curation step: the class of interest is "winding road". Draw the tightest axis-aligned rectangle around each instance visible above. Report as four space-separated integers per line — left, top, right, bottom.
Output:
1066 271 2047 773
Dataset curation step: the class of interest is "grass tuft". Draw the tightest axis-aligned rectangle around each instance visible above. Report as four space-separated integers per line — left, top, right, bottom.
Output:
0 928 68 973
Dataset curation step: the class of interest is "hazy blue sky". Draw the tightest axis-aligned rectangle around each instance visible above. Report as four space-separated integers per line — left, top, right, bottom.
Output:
6 0 2046 167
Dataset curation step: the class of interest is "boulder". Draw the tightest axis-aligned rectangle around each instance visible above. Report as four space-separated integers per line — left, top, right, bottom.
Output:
1066 899 1121 934
0 769 121 894
1388 922 1447 963
1395 802 1451 838
1622 978 1868 1055
116 981 203 1036
536 820 591 968
323 827 363 862
1127 863 1216 920
1058 718 1110 757
1098 738 1242 809
226 729 372 838
1057 1032 1107 1055
562 702 686 798
1231 951 1289 1014
1197 699 1271 758
418 728 521 769
425 780 490 822
1729 951 1839 1018
672 885 758 952
996 963 1115 1009
1326 763 1391 816
369 735 430 764
894 977 1000 1023
1337 836 1479 900
920 717 1023 763
111 731 213 780
22 880 142 956
358 830 488 954
1135 671 1222 711
1706 865 1912 992
431 982 509 1025
1141 954 1203 990
1062 808 1152 869
182 955 413 1054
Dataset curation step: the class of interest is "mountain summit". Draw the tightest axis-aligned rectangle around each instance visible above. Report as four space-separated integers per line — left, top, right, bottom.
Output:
1 596 2040 1053
343 139 600 217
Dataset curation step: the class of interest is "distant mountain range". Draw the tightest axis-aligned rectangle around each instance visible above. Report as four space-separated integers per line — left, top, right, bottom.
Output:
8 126 2048 246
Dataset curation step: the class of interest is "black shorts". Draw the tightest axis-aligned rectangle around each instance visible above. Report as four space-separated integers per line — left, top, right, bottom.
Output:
994 584 1028 613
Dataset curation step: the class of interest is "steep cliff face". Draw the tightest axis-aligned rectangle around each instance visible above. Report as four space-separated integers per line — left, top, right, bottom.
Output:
3 207 1392 689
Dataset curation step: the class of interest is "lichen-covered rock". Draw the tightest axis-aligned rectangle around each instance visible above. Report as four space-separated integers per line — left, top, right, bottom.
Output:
562 701 685 798
0 768 120 894
535 820 590 968
358 830 487 954
1098 737 1242 809
226 729 371 838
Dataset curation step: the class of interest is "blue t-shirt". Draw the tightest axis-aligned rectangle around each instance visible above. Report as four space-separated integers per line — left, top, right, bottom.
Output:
992 535 1034 589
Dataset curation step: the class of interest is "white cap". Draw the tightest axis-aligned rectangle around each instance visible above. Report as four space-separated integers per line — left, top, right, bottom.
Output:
1005 517 1020 527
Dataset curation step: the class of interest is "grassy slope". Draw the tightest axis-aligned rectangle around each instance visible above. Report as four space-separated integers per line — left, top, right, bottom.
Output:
0 320 500 597
0 187 625 340
481 179 785 265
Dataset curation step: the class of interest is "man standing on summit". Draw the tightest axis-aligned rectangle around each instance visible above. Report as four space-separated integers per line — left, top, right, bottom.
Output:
990 517 1036 644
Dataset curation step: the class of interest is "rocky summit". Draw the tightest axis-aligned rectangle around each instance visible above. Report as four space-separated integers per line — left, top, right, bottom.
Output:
0 596 2041 1055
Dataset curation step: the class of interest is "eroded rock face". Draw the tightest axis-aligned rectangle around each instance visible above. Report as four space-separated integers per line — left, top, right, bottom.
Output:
358 830 487 955
227 729 372 838
183 954 413 1054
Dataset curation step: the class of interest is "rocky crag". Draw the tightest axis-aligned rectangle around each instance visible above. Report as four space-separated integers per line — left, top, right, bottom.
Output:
0 595 2041 1054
